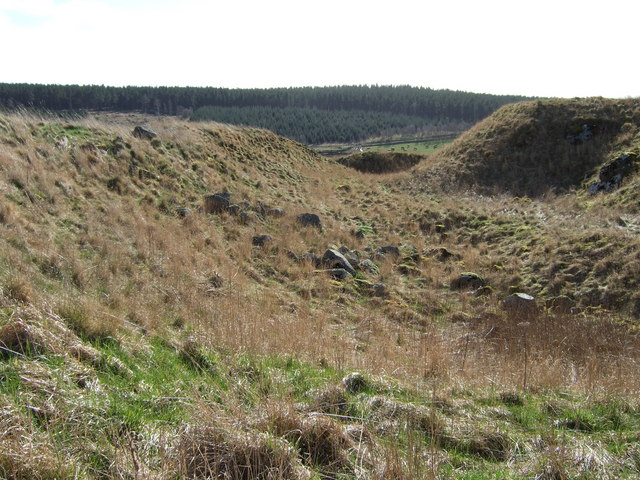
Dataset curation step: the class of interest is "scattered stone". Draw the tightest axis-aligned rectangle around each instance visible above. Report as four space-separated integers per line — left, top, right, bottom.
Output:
254 201 268 217
132 125 157 140
354 229 367 239
296 213 322 229
397 263 420 276
546 295 576 314
600 152 637 183
228 204 241 216
588 152 638 194
252 235 273 247
504 293 538 317
451 272 485 290
338 247 360 266
110 136 127 154
359 259 379 275
151 264 166 277
371 283 387 297
298 252 320 267
426 247 459 262
203 192 231 214
327 268 353 280
267 207 285 217
377 245 400 259
239 211 259 224
56 136 70 150
566 123 593 145
342 372 367 394
175 207 191 218
322 249 356 276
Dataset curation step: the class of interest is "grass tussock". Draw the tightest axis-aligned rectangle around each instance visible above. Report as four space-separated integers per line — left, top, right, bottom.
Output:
179 424 309 480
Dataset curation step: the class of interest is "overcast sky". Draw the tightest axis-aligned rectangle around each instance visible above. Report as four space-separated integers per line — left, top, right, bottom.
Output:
1 0 638 98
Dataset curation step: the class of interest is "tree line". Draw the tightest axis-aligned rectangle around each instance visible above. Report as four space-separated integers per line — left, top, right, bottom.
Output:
0 83 530 143
190 105 472 144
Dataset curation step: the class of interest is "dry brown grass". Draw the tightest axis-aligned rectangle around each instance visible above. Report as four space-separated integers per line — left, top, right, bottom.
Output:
1 100 640 480
0 399 75 480
0 108 639 405
178 423 308 480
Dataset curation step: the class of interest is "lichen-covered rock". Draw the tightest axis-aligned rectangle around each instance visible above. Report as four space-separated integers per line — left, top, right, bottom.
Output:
473 285 494 297
359 259 379 275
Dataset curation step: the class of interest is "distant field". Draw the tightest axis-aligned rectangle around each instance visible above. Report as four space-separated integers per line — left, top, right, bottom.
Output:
363 139 449 154
313 134 457 157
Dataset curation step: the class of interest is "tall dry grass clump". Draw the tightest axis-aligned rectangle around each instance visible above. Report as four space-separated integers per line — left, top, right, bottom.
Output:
179 424 308 480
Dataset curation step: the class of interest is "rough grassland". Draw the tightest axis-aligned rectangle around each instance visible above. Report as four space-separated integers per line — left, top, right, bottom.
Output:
0 104 639 479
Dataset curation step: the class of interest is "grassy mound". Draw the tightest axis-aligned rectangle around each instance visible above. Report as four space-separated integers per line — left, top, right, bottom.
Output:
413 98 640 196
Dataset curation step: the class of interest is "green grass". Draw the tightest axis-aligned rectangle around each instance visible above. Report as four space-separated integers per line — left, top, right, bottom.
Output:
1 318 639 478
312 135 455 156
37 123 98 141
363 139 450 154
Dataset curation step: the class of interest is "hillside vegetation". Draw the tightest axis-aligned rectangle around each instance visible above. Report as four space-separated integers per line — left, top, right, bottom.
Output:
0 105 639 479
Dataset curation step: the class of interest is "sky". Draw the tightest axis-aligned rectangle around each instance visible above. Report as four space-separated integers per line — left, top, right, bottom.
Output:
0 0 638 98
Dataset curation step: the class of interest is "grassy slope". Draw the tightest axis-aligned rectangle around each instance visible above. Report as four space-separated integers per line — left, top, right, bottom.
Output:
413 97 640 196
403 97 640 316
0 110 639 479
